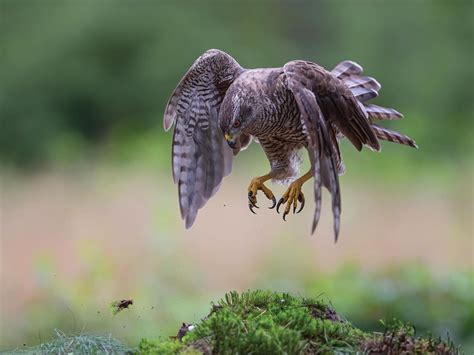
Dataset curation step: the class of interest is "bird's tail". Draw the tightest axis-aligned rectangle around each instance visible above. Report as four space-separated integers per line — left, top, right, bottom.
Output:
331 61 417 148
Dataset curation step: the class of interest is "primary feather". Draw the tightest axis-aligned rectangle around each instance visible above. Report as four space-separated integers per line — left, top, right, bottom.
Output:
165 49 242 227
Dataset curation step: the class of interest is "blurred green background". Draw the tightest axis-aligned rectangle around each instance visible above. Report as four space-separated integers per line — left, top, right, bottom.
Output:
1 0 473 352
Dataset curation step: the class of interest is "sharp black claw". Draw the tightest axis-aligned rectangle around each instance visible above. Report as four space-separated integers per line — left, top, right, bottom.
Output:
248 203 257 214
276 198 284 214
247 191 253 203
247 192 259 209
269 196 276 209
297 193 305 213
293 204 296 214
283 210 288 221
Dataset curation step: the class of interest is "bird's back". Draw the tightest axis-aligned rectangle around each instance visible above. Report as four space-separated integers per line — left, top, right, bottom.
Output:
231 68 284 93
229 68 303 139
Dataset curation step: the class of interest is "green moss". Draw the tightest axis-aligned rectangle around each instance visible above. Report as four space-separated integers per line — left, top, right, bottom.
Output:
140 290 459 354
138 338 185 354
184 291 360 354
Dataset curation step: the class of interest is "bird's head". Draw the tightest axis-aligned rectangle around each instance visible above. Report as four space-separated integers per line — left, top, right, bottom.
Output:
220 93 257 149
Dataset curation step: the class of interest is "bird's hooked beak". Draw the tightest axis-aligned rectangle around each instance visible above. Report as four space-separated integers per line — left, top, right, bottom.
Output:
224 133 237 149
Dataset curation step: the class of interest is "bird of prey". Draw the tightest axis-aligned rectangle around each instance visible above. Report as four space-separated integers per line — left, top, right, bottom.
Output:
164 49 417 240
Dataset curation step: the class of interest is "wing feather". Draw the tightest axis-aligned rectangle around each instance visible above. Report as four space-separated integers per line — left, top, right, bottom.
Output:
285 60 415 238
284 62 344 239
365 104 403 120
165 49 243 228
371 124 418 148
331 60 363 78
284 60 382 239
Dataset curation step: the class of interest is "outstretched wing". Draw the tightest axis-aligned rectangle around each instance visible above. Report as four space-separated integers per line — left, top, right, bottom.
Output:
164 49 244 228
283 60 381 240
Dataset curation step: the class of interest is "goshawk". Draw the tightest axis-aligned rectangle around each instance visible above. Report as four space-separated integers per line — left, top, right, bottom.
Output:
164 49 417 240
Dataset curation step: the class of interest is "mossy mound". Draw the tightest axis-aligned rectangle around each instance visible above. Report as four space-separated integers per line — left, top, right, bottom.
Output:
139 290 459 354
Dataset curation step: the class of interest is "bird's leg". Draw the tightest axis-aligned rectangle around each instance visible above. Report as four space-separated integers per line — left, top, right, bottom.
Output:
247 173 277 214
277 170 313 220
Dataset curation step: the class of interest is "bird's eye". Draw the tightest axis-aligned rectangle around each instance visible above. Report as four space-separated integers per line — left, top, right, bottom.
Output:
233 120 241 128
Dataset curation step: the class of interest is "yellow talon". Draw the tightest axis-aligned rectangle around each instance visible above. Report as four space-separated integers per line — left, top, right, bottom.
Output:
247 173 276 213
277 170 312 220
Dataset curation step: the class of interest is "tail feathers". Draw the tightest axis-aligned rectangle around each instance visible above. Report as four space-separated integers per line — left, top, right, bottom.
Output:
364 104 403 120
371 124 418 148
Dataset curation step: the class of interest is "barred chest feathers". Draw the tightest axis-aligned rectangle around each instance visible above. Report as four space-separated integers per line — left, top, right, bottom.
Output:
236 71 308 182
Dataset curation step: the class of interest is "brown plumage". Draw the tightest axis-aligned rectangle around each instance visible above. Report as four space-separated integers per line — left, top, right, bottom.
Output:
164 49 417 239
